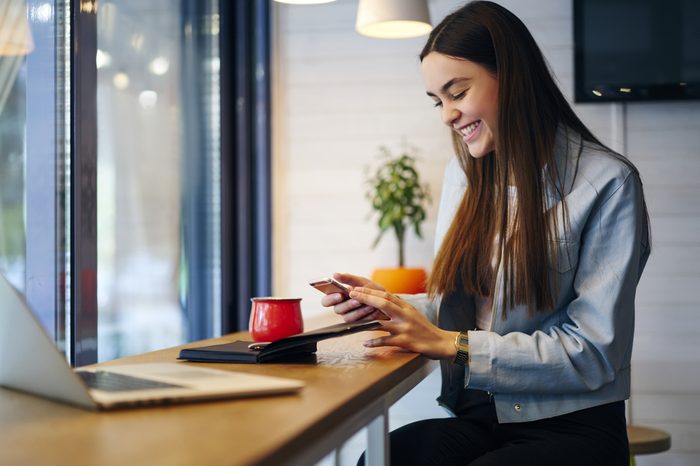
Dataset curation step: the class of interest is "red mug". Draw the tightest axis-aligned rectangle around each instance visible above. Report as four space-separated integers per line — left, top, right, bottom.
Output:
249 297 304 342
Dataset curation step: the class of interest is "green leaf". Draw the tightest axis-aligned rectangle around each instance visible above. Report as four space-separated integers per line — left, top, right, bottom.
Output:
364 145 432 261
379 213 392 230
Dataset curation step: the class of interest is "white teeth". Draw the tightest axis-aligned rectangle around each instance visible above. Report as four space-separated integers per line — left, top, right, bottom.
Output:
459 121 480 137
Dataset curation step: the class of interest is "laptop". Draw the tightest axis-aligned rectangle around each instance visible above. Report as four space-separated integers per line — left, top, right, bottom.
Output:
0 273 304 410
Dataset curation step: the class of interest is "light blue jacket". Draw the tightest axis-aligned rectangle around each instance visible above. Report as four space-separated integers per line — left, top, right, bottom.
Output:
404 129 650 423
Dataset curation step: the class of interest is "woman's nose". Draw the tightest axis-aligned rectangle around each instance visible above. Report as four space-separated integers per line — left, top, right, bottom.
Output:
442 106 460 127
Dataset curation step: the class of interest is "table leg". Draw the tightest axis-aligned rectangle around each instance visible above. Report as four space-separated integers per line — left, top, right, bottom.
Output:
366 408 389 466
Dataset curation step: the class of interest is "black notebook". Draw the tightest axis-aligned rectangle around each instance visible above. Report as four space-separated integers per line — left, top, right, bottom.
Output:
178 320 383 363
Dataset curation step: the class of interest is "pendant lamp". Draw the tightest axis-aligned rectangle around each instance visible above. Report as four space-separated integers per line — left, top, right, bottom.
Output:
356 0 432 39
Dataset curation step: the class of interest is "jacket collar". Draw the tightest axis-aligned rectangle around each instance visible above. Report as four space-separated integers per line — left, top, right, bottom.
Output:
544 125 583 205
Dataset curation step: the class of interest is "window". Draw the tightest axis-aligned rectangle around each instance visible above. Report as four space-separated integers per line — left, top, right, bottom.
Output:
95 0 222 361
1 0 270 367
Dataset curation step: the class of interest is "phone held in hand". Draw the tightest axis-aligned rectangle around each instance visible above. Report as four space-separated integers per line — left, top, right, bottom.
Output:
309 278 351 300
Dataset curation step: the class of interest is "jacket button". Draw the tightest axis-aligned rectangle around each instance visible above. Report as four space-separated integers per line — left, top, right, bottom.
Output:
514 403 522 412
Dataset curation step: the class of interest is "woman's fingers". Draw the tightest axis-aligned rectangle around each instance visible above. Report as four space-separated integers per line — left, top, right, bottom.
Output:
333 272 385 291
327 295 389 322
352 286 401 302
333 272 371 287
363 332 404 348
341 305 386 322
320 292 352 308
318 274 392 324
335 299 366 314
348 287 403 317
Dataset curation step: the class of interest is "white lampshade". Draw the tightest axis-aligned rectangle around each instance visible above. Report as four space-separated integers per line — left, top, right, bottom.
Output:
274 0 336 4
356 0 432 39
0 0 34 56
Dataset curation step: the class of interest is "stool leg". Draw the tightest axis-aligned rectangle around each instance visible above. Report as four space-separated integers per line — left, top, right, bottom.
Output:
630 455 635 466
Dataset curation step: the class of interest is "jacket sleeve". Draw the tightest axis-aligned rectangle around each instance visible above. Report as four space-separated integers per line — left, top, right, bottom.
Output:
466 171 650 394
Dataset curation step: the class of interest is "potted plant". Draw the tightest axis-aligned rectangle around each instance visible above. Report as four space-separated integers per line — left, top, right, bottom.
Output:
366 146 431 294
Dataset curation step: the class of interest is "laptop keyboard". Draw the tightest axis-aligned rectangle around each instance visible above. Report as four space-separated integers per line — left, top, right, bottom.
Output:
77 370 184 392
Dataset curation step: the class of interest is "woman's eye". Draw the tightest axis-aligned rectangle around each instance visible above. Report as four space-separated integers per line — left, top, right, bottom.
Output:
451 90 467 100
432 100 442 108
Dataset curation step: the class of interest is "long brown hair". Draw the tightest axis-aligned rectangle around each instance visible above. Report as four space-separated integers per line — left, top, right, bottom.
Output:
423 1 646 314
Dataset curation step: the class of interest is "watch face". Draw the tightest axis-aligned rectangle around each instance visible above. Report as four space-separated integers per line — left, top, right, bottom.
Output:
457 333 469 350
453 332 469 366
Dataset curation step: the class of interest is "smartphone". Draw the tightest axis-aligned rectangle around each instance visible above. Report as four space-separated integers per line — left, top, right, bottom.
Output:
309 278 351 300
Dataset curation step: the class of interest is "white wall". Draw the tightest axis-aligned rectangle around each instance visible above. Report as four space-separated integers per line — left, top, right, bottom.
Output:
273 1 700 464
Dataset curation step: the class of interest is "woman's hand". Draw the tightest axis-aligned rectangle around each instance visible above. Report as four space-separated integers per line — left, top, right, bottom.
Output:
320 273 389 322
349 287 458 360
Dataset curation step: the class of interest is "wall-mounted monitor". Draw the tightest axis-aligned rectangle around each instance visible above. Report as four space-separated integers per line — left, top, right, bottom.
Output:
573 0 700 103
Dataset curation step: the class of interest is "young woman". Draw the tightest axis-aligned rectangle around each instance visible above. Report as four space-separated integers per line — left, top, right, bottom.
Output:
322 1 651 465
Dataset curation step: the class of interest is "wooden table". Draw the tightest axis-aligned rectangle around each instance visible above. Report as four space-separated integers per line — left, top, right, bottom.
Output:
0 317 434 466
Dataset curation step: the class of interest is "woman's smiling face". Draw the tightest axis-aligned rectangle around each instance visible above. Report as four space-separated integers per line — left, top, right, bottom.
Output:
421 52 499 158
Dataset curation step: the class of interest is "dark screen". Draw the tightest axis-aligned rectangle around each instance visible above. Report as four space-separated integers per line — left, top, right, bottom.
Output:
574 0 700 102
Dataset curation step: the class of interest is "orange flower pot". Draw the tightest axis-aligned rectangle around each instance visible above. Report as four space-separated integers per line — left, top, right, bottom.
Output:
371 267 427 294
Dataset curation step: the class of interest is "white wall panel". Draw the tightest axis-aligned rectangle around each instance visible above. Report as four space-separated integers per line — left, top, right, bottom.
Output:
650 217 700 244
645 187 700 217
633 361 700 393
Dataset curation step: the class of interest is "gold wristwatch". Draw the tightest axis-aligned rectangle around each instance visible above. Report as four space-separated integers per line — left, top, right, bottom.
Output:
453 331 469 366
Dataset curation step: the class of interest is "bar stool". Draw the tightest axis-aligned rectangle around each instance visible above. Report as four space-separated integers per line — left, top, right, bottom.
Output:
627 425 671 466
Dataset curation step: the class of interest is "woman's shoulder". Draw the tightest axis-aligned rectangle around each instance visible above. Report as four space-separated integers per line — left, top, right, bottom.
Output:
574 140 640 198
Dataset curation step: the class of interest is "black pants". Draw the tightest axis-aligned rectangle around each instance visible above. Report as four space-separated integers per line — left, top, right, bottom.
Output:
358 401 629 466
